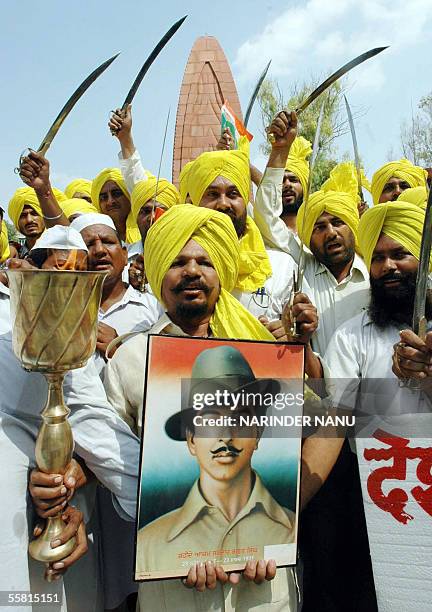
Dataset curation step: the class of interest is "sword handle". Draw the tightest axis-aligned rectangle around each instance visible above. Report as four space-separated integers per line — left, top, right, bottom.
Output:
267 107 302 144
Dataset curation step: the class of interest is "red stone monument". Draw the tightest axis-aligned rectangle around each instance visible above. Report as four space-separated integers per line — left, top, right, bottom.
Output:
172 36 243 185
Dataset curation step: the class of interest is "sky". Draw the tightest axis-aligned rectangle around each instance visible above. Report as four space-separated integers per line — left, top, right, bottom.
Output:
2 0 432 219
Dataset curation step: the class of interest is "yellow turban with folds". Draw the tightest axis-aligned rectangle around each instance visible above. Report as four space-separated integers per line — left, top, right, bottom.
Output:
144 205 273 341
91 168 140 244
61 198 98 220
186 137 271 292
65 178 92 200
8 186 66 230
297 162 360 249
179 160 195 203
371 159 427 206
285 136 312 196
0 221 10 263
358 201 427 270
131 177 180 222
397 186 428 210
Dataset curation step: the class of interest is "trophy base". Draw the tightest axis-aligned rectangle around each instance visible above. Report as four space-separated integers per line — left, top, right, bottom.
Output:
29 516 76 563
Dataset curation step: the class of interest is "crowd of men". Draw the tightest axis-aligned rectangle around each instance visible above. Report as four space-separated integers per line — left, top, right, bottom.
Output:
0 103 431 612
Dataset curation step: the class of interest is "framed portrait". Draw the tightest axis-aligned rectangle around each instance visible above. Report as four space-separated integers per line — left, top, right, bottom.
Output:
135 335 304 580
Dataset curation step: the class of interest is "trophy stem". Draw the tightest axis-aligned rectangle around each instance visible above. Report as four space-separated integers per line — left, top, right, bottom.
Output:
29 373 76 562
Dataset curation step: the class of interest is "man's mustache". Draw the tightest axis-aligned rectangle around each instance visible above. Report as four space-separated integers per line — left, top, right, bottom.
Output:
173 279 210 294
374 272 404 286
211 444 243 456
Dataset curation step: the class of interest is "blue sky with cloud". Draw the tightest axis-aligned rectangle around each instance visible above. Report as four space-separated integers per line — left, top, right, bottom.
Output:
1 0 431 216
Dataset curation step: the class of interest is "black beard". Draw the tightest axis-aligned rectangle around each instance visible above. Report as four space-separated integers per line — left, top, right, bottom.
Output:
369 270 432 329
231 209 247 238
281 193 303 216
175 301 209 320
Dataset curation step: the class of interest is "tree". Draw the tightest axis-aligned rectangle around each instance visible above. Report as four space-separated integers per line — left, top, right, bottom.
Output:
400 94 432 166
257 77 351 190
5 219 19 242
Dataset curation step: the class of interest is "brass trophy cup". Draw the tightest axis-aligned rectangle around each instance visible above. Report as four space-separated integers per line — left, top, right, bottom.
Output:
7 268 106 563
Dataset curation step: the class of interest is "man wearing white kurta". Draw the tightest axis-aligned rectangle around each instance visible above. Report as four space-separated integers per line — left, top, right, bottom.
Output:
70 213 162 378
322 200 432 611
254 112 369 356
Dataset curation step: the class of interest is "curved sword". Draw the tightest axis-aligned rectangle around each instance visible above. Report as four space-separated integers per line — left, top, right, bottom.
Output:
244 60 271 128
38 53 119 156
413 186 432 340
121 16 187 112
344 95 364 201
268 46 388 142
286 101 325 338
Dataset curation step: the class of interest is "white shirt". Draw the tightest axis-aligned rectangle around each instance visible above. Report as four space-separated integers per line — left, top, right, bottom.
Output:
253 167 298 253
118 149 149 195
254 167 370 355
104 314 298 612
233 248 297 320
95 284 163 376
323 311 432 437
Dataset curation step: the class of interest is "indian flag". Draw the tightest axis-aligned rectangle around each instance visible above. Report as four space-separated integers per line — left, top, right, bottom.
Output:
221 101 253 149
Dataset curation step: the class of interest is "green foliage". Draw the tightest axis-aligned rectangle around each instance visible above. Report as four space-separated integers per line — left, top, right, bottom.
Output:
257 77 350 190
5 219 18 242
400 93 432 166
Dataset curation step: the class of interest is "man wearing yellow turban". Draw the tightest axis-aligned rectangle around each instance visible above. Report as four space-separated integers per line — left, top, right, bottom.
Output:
92 168 140 244
185 137 272 298
371 159 427 205
256 114 369 357
8 181 66 257
130 177 180 243
104 204 343 611
254 112 375 612
64 178 93 202
322 200 432 612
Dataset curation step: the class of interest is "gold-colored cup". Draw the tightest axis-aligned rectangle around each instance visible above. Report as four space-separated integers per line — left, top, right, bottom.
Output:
7 269 106 564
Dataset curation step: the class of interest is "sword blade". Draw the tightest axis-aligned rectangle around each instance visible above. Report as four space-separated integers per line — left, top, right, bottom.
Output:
412 187 432 339
296 46 388 115
122 15 187 110
297 100 326 292
244 60 271 128
343 95 364 201
38 53 119 155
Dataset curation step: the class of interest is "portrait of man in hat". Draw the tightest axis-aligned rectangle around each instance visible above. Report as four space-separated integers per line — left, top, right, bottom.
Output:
135 344 298 578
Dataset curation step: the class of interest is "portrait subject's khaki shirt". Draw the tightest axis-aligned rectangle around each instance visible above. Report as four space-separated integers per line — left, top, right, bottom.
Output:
136 473 296 575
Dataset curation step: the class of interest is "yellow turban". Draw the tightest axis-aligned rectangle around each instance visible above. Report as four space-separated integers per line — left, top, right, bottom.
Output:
371 159 427 206
8 186 66 230
65 178 92 200
144 205 273 341
285 136 312 196
131 177 180 222
188 136 251 206
297 162 360 249
186 137 271 292
61 198 98 220
0 221 10 264
397 186 428 210
179 160 195 203
91 168 140 244
358 201 427 271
